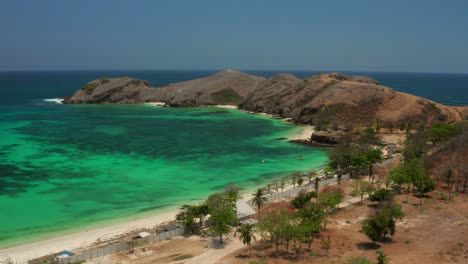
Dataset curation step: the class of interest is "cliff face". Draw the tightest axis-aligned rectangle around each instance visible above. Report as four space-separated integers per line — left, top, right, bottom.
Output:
64 70 468 127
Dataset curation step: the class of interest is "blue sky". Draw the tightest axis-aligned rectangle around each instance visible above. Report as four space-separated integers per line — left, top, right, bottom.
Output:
1 0 467 73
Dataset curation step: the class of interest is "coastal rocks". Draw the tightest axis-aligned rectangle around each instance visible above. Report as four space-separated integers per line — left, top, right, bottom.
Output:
311 131 343 145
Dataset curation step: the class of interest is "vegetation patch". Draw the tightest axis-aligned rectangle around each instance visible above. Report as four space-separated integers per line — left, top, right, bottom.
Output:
248 261 267 264
171 253 194 261
99 78 110 85
80 82 99 94
130 79 142 86
210 88 243 105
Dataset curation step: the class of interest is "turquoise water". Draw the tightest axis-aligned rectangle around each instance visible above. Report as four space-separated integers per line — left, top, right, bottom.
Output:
0 103 328 248
2 70 467 248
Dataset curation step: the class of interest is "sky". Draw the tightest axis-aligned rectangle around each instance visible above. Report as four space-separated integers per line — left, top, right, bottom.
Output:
1 0 468 73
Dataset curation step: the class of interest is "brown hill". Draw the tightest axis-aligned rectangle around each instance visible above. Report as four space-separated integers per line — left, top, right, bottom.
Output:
240 72 466 128
64 70 468 128
64 70 264 106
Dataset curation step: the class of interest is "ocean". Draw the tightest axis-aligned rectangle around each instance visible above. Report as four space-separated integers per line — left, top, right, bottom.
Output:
0 70 467 248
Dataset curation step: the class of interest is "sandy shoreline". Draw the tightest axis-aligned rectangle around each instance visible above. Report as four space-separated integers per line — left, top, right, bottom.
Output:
0 161 317 262
0 210 179 261
0 184 270 262
0 104 317 262
287 125 315 141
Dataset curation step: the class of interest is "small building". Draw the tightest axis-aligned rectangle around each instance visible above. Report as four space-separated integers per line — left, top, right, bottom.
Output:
236 200 256 220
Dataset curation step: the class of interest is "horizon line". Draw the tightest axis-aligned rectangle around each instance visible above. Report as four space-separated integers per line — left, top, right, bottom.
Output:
1 68 467 75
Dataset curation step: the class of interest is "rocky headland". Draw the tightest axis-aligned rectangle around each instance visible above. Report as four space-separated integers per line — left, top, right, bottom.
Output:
64 70 468 135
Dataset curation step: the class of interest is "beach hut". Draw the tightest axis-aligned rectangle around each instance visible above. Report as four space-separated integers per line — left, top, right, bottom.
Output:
138 231 150 238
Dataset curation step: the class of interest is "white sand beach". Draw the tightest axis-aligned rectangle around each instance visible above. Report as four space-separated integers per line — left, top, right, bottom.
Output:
0 185 263 262
288 126 315 141
214 104 238 109
0 210 179 262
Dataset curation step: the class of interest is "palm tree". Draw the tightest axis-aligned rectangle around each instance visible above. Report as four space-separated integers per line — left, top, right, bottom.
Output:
251 188 267 218
239 224 256 256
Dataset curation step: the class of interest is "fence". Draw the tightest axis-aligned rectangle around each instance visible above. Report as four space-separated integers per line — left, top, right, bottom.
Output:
248 173 350 206
37 174 348 264
48 228 185 264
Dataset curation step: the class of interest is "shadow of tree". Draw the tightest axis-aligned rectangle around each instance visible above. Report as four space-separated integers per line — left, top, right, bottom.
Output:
357 241 381 250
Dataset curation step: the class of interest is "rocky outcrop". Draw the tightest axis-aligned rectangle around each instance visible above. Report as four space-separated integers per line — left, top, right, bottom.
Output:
65 70 468 128
64 70 265 106
63 77 153 104
311 131 343 144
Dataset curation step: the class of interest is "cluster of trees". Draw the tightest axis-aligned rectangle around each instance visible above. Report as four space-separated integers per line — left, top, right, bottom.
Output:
255 188 343 256
177 185 240 243
328 129 383 183
426 122 468 195
361 189 405 244
389 158 436 205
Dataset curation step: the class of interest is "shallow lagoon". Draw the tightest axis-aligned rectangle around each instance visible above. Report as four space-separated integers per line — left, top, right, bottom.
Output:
0 104 328 247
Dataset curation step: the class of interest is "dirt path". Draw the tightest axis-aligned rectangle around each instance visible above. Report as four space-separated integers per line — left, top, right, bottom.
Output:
185 237 244 264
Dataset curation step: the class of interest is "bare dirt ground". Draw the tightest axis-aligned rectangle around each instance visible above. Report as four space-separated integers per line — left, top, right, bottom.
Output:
87 236 209 264
219 189 468 264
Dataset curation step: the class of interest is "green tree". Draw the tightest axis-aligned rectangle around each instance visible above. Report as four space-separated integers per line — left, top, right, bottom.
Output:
319 188 344 212
290 190 317 210
257 208 294 253
252 188 267 218
376 249 390 264
389 165 412 202
351 180 374 202
207 192 237 243
443 168 456 200
361 203 405 244
239 224 256 256
403 131 426 161
225 184 242 203
408 158 436 206
298 203 324 250
369 188 394 204
177 205 202 234
428 123 461 146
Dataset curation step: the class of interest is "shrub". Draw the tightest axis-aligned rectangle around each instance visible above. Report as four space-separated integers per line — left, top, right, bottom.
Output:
129 79 141 86
369 189 394 203
249 261 266 264
290 190 317 209
345 256 373 264
210 88 243 105
80 82 99 94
